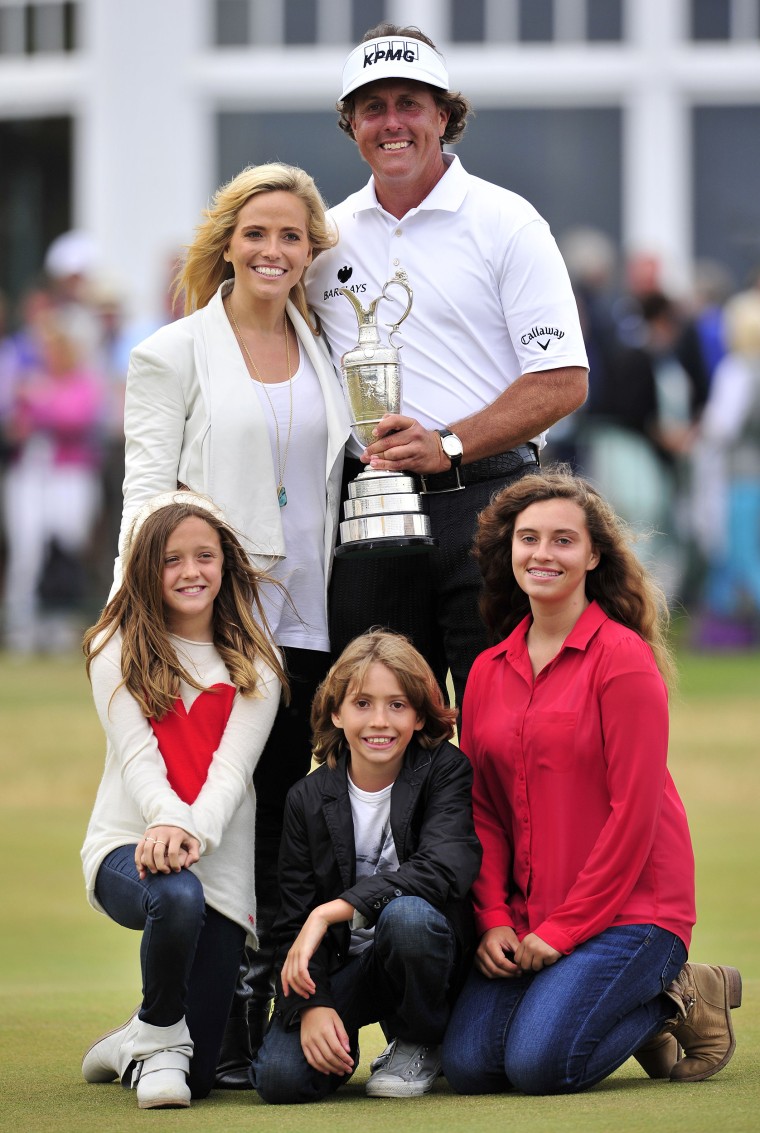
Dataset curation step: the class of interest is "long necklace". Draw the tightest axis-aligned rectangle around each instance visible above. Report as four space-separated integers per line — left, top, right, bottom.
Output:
227 301 293 507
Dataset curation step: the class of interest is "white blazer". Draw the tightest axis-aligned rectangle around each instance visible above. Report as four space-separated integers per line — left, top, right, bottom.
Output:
115 281 350 594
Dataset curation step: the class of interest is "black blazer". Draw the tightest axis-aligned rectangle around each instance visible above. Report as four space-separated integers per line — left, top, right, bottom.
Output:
272 737 482 1026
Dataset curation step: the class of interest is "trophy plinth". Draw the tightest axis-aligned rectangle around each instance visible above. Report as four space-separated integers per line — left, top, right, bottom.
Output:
335 468 436 557
334 272 436 558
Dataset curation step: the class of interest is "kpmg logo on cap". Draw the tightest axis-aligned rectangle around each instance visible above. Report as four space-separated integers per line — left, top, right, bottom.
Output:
363 39 420 69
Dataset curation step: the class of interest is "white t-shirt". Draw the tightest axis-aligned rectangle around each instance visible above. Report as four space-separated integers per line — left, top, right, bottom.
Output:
347 772 400 955
306 153 588 456
251 348 330 651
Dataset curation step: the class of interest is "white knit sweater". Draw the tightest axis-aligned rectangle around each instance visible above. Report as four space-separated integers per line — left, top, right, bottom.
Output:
81 632 280 944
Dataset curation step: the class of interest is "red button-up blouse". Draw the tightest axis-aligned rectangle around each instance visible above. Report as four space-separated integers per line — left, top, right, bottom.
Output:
460 601 695 955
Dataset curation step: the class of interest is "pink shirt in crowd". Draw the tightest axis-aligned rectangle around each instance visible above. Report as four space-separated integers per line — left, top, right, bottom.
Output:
15 369 103 467
460 601 696 956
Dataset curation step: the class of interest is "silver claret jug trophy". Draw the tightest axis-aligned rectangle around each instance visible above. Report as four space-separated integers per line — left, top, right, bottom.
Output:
335 271 436 557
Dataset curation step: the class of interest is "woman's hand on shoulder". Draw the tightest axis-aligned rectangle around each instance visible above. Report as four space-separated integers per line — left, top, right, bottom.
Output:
514 932 562 972
475 926 522 979
135 825 201 878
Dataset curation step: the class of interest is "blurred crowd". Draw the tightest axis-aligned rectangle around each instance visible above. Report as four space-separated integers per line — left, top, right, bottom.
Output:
546 228 760 650
1 226 759 656
0 231 182 655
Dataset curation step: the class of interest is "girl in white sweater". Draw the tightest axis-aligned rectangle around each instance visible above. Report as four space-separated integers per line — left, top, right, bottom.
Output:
80 491 286 1108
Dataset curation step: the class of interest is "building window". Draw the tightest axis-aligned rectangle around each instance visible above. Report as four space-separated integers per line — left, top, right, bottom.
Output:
0 1 77 55
215 0 249 46
519 0 554 42
351 0 384 42
452 0 486 43
691 0 760 40
450 0 623 46
213 0 627 48
0 117 72 306
693 104 760 283
587 0 623 41
213 0 388 47
692 0 732 39
284 0 317 44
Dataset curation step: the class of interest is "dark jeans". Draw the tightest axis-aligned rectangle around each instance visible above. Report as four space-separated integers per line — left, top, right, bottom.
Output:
95 845 244 1098
251 896 458 1104
442 924 687 1096
238 647 331 1021
329 459 538 707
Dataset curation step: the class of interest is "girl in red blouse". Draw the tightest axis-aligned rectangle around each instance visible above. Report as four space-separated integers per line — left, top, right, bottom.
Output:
441 469 741 1095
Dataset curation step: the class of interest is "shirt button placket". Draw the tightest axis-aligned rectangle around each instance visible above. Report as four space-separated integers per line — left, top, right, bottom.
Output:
391 226 402 271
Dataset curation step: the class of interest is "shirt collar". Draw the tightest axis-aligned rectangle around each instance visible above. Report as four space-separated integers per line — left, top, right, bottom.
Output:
350 152 468 219
493 600 610 663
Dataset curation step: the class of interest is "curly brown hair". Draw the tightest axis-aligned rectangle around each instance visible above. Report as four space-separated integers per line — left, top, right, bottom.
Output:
310 629 457 769
83 500 288 719
474 468 676 688
337 24 472 146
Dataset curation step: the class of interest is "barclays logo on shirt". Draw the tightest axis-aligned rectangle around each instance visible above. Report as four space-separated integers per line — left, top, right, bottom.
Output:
323 281 368 301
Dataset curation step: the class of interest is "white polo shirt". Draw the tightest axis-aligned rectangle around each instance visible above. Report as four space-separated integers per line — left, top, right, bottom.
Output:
306 154 588 454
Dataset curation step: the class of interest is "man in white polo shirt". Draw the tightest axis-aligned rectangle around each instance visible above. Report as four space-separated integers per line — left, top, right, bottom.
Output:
306 22 589 707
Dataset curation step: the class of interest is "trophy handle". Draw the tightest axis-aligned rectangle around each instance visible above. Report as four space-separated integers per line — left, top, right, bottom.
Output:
381 273 414 345
339 287 382 328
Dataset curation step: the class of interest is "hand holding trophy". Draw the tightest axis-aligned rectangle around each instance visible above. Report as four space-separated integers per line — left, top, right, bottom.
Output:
335 271 436 557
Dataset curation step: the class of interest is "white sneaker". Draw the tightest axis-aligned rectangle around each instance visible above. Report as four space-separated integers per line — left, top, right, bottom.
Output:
132 1017 193 1109
82 1011 192 1109
135 1051 191 1109
365 1039 442 1098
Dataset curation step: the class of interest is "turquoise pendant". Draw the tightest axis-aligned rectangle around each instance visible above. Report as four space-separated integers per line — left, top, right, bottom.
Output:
278 485 287 507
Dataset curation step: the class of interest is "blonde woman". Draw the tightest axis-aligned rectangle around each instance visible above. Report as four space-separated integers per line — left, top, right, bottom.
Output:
117 164 350 1083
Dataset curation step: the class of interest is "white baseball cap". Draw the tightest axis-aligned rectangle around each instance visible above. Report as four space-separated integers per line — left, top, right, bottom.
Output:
340 35 449 100
44 230 98 279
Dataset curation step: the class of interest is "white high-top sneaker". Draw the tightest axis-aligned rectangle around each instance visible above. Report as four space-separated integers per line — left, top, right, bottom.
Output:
82 1012 193 1109
132 1018 193 1109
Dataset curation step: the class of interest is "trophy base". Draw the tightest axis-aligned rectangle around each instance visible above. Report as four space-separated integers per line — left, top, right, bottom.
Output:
335 535 438 559
336 467 435 558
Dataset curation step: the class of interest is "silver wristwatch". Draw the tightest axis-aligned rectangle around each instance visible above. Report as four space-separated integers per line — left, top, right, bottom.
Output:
437 428 464 469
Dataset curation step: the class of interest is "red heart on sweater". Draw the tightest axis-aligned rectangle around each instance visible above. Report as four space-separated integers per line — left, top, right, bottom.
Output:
150 684 236 803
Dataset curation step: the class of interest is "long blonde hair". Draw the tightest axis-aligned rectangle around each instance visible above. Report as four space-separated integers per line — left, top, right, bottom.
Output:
474 468 676 688
83 499 288 719
175 163 336 328
310 630 457 769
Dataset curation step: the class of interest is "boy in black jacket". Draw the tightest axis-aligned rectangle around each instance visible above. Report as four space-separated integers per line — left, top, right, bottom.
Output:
251 630 482 1102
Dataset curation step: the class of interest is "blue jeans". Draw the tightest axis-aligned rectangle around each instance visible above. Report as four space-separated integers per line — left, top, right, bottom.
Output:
441 924 687 1095
252 896 457 1104
95 845 245 1098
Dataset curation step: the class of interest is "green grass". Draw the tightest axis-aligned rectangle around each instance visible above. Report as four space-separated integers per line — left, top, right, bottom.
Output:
1 648 758 1132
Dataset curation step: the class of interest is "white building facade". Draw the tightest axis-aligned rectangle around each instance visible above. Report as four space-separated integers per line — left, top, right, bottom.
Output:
1 0 759 321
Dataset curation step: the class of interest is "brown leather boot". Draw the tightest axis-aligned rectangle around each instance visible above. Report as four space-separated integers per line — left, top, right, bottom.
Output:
664 963 742 1081
633 1031 680 1078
